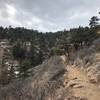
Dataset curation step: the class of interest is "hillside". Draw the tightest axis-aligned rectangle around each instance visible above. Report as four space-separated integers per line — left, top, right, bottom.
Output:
62 53 100 100
0 38 100 100
0 0 100 100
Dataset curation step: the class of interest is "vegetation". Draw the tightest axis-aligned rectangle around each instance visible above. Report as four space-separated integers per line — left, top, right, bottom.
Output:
0 14 100 85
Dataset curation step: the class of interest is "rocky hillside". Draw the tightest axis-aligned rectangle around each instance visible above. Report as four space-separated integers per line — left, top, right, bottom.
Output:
0 38 100 100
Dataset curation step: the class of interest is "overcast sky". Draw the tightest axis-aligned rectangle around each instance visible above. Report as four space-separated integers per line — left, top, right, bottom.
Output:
0 0 100 32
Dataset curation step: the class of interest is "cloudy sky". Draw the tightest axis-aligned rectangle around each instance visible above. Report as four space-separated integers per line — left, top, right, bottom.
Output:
0 0 100 32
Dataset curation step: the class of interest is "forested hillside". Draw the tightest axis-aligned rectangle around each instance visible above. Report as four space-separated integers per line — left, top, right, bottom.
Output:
0 15 100 85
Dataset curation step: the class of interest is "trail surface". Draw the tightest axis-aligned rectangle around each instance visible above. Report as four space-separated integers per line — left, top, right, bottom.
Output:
61 55 100 100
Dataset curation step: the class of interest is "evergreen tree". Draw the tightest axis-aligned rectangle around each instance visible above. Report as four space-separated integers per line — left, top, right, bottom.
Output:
89 16 99 28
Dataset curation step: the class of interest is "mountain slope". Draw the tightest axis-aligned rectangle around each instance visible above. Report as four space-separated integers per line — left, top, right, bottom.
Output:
0 38 100 100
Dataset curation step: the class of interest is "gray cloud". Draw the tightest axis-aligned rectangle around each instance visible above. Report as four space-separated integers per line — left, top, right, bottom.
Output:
0 0 100 32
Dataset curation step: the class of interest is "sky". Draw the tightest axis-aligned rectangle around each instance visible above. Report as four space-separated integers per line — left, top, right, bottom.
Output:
0 0 100 32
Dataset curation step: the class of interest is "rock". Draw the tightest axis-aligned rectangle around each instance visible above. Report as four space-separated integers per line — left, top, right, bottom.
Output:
66 80 79 88
73 85 84 88
89 78 97 84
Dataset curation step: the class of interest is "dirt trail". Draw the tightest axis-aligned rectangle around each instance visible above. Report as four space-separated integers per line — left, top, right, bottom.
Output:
61 55 100 100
